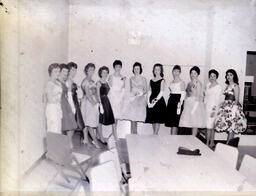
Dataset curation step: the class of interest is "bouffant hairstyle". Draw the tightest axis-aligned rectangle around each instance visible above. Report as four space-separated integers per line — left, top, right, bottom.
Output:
48 63 59 76
190 66 200 75
113 60 122 68
98 66 110 78
84 63 95 75
132 62 143 74
208 69 219 79
172 65 181 72
153 63 164 77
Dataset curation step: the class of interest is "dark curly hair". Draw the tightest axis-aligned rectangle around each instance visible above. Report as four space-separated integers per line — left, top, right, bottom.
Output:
98 66 109 78
225 69 239 85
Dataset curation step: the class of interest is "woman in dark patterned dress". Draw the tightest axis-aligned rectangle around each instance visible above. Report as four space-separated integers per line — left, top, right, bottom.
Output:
145 64 167 134
96 66 115 143
215 69 247 143
67 62 85 131
58 64 77 148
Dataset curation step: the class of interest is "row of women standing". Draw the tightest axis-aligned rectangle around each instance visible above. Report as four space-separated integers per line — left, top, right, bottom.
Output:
44 60 247 149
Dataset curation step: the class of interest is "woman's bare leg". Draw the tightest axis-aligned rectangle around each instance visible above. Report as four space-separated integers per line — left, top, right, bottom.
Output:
171 127 178 135
112 120 118 140
192 128 198 136
206 129 211 146
67 130 74 149
153 123 160 135
89 127 101 148
210 129 215 147
131 121 137 134
227 132 235 144
98 124 105 143
82 127 93 146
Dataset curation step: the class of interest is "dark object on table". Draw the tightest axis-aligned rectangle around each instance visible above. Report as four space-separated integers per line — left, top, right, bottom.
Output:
227 137 240 147
177 147 201 156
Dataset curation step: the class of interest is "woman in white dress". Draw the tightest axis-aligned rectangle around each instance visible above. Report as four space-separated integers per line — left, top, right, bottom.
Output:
122 62 147 134
45 63 62 134
179 66 206 135
108 60 126 140
81 63 101 148
204 69 222 147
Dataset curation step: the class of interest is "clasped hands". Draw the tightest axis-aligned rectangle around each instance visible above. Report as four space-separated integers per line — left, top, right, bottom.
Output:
148 98 158 108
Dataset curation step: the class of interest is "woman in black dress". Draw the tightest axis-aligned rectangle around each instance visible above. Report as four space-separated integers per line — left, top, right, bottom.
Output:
145 63 167 134
165 65 186 134
67 62 85 131
96 66 115 143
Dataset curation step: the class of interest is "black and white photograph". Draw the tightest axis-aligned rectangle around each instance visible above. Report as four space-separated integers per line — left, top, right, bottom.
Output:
1 0 256 195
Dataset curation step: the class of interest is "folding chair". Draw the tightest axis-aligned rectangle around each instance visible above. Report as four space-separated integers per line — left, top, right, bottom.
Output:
46 132 92 189
215 143 239 169
239 154 256 186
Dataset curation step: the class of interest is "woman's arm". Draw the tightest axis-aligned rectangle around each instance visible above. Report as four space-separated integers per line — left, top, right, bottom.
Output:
108 75 113 87
196 81 204 102
129 77 133 93
96 81 102 104
152 79 165 104
147 80 152 106
234 84 240 104
179 81 186 104
142 77 148 95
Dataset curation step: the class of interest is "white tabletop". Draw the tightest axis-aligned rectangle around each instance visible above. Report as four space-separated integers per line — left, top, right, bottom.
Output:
126 134 256 192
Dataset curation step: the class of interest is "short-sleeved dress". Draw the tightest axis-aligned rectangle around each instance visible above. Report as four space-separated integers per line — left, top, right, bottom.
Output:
165 81 185 127
99 81 115 125
179 80 206 128
204 83 222 129
215 84 247 133
81 80 99 128
121 76 147 122
145 79 167 124
60 82 77 131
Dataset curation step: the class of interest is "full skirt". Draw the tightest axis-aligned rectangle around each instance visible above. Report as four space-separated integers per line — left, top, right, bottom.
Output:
165 94 183 127
215 100 247 133
99 96 115 125
145 97 166 124
179 97 206 128
122 93 146 122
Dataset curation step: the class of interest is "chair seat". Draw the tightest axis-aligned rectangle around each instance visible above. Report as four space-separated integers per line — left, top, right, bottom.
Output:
72 152 91 166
